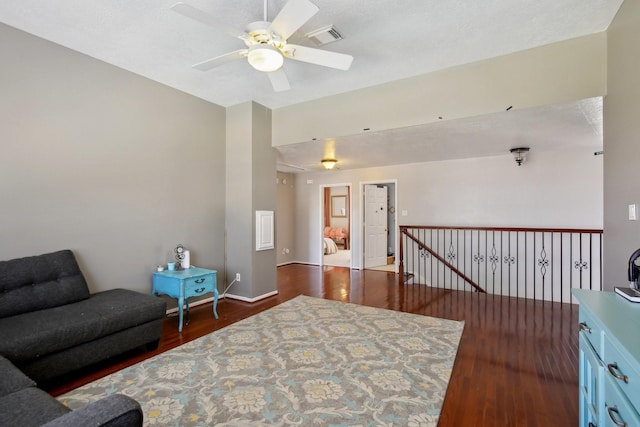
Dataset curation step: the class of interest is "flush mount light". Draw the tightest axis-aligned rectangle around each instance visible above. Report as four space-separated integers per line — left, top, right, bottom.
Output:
510 147 530 166
321 158 337 170
247 44 284 72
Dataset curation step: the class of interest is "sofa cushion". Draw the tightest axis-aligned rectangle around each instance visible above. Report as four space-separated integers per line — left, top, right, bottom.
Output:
0 250 90 318
0 387 70 427
0 289 166 362
0 355 35 397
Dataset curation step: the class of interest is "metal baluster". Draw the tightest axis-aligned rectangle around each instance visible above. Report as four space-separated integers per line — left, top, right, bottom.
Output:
560 232 564 302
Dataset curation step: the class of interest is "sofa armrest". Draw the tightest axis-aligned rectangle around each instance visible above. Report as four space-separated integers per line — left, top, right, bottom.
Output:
43 394 142 427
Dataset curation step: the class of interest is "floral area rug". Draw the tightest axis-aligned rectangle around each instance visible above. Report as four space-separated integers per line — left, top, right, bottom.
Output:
59 295 464 426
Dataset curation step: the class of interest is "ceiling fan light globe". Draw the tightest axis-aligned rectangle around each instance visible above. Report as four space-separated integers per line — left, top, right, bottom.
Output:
248 45 284 72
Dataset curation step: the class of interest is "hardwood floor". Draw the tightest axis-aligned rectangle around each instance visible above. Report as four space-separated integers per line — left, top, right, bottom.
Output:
46 264 579 426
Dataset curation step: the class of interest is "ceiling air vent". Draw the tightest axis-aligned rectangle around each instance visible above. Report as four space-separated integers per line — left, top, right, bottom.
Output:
306 25 343 46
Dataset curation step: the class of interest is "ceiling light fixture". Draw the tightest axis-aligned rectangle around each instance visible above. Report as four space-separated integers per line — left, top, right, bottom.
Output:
321 158 337 170
247 45 283 72
510 147 530 166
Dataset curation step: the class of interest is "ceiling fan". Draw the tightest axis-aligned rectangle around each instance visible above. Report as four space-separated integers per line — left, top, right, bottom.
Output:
171 0 354 92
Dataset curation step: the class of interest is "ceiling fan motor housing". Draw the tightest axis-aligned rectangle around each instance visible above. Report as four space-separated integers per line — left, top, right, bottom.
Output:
245 21 284 47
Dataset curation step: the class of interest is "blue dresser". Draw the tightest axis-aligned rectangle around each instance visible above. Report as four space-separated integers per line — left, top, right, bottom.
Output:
573 289 640 427
152 267 218 332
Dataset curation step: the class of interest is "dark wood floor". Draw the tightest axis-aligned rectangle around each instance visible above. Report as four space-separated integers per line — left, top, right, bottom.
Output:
46 264 579 426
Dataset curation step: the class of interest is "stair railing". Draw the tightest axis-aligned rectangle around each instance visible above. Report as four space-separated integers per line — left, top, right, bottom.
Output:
399 225 603 303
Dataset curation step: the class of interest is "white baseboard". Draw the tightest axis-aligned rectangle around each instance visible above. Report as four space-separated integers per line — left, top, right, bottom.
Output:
276 261 295 267
165 289 279 314
224 290 278 302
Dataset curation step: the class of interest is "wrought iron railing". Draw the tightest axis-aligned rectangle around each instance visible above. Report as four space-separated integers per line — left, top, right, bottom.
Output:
399 226 603 303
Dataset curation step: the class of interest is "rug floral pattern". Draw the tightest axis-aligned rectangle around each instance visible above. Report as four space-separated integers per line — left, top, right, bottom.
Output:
59 295 464 426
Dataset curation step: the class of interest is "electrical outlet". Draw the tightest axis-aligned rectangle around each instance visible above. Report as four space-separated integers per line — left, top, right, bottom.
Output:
235 273 241 282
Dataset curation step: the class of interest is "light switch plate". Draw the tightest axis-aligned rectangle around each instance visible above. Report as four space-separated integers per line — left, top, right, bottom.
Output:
629 204 637 221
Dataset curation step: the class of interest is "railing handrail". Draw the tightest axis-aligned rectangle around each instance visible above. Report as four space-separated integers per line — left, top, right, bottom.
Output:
402 229 486 293
400 225 603 234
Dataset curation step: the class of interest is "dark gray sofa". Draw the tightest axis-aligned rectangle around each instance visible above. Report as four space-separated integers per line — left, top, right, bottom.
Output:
0 249 167 383
0 354 142 427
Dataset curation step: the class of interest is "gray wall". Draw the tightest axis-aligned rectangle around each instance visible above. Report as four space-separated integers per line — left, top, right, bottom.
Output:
273 34 606 147
276 172 295 265
251 103 277 297
225 102 253 296
0 23 226 297
604 0 640 288
225 102 277 300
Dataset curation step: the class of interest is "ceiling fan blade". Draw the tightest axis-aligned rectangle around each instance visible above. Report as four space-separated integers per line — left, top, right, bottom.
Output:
285 44 353 70
193 50 247 71
269 0 319 40
268 68 291 92
170 2 248 41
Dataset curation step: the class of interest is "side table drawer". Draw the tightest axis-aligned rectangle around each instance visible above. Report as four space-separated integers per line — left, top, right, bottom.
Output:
185 273 216 297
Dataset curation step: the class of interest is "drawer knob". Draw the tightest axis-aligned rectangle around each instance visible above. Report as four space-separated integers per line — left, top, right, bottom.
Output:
579 321 592 333
195 278 206 284
607 405 628 427
607 362 629 384
195 287 205 293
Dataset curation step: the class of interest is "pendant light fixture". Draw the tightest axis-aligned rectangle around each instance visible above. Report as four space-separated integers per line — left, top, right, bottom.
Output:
321 158 337 170
510 147 530 166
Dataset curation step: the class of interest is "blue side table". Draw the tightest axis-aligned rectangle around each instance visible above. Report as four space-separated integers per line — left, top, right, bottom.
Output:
152 267 218 332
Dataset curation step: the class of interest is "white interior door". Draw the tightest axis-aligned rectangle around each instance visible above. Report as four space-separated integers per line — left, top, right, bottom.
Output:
364 184 388 268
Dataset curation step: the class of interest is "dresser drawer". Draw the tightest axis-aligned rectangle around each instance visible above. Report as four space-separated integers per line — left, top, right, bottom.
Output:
184 273 215 296
604 374 640 427
579 307 605 358
604 334 640 408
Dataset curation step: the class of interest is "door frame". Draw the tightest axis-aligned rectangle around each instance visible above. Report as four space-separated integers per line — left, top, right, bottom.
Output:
360 179 398 272
319 183 352 268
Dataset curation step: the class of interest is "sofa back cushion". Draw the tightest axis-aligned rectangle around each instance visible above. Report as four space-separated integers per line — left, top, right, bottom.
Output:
0 250 90 318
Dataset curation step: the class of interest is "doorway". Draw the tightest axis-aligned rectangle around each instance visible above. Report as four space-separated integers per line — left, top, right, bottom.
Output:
361 181 397 272
321 184 352 268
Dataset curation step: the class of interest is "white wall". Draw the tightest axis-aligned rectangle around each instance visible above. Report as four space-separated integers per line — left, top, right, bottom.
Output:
294 148 602 269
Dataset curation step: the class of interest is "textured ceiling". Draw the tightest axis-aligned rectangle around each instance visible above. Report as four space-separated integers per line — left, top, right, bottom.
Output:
0 0 623 109
0 1 621 173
